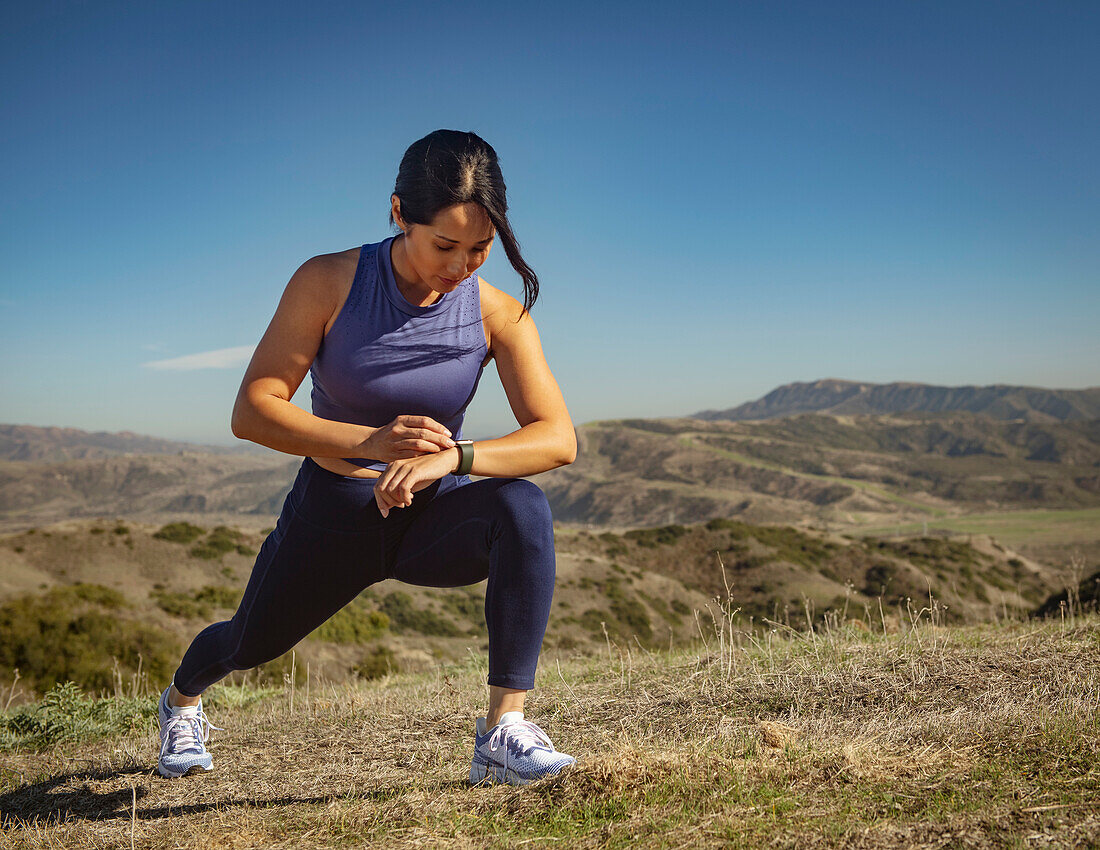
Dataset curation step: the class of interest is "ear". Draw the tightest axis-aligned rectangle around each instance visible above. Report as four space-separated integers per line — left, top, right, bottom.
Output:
390 194 407 232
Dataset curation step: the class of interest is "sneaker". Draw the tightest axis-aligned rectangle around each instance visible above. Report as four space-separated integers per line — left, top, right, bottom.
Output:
468 711 576 786
157 686 220 779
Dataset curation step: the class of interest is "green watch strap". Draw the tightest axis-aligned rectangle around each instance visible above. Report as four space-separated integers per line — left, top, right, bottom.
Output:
454 440 474 476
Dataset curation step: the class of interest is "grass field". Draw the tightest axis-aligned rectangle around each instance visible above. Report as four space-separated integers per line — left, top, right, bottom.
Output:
848 507 1100 547
2 608 1097 848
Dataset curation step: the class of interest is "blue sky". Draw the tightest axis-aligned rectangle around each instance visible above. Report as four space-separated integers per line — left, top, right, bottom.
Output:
2 1 1098 445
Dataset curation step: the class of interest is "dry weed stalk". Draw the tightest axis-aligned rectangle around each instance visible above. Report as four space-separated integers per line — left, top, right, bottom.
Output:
4 668 22 710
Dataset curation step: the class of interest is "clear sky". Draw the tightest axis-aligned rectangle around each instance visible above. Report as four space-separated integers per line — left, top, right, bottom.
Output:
2 1 1098 445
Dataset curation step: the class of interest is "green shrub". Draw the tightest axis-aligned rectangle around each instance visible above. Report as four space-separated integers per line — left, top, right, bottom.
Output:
153 522 205 544
313 607 388 644
194 585 242 610
112 525 129 536
355 645 398 680
0 586 179 695
89 527 105 535
380 592 462 637
69 583 127 608
0 682 153 751
579 608 612 634
190 526 249 560
151 589 210 620
624 524 688 548
440 591 486 633
609 595 653 643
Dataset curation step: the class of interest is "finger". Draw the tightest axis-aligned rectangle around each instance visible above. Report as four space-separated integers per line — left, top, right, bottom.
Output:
389 467 415 507
376 462 399 493
420 428 457 449
405 415 452 438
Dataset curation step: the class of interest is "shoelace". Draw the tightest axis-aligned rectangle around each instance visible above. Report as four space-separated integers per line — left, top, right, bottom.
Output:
488 719 554 759
160 709 223 757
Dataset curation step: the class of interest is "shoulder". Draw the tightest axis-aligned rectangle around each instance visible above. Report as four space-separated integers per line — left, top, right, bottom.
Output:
478 275 528 328
294 247 360 290
477 275 536 356
283 246 362 310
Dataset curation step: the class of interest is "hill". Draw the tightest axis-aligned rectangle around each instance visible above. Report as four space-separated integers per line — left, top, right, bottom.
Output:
5 413 1099 546
693 378 1100 422
0 512 1067 701
0 423 268 462
537 412 1100 531
1 614 1097 848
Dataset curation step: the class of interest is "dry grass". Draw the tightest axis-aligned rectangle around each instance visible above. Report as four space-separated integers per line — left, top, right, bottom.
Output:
1 611 1098 849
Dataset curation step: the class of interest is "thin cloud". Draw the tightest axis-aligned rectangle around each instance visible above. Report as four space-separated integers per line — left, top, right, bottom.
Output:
144 345 254 371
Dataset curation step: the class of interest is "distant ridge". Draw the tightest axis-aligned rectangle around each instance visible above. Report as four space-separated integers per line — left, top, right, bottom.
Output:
692 379 1100 423
0 423 267 462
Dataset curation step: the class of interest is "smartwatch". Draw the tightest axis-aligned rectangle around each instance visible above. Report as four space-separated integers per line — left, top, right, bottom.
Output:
454 440 475 476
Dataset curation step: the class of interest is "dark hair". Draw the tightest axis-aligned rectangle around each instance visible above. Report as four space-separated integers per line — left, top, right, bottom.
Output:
390 129 539 314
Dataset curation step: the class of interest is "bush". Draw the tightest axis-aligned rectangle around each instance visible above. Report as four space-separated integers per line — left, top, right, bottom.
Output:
153 522 205 544
609 595 653 643
194 585 241 610
0 682 153 751
440 590 486 633
151 589 210 620
355 645 398 680
380 592 463 637
0 586 179 695
189 526 253 560
624 525 688 548
313 606 388 644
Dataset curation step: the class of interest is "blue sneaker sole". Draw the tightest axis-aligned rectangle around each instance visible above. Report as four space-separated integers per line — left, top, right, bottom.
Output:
468 758 573 786
157 761 213 779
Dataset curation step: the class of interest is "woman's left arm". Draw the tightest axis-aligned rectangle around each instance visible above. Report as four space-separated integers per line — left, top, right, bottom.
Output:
372 287 575 516
462 290 577 476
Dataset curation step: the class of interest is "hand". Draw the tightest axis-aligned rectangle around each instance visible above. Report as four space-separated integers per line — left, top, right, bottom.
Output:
374 448 459 517
361 414 455 462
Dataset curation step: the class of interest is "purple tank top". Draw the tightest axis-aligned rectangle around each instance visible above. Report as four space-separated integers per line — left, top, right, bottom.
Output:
310 237 488 472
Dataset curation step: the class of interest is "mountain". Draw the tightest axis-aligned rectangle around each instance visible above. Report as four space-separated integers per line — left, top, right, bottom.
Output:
536 411 1100 525
0 424 268 462
4 414 1100 552
693 379 1100 423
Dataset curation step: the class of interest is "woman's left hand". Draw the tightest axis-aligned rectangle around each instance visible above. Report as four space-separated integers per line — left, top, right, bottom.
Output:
373 448 459 517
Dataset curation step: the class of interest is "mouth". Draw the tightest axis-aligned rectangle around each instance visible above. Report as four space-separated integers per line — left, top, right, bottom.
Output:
438 276 460 285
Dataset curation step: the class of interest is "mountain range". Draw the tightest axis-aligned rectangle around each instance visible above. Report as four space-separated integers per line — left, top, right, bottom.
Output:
693 378 1100 423
2 380 1098 542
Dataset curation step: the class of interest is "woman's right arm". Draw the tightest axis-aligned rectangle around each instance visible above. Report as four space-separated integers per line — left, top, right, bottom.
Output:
230 255 453 460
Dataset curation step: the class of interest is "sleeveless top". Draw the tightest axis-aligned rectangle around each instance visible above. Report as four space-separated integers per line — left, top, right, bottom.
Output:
309 236 488 473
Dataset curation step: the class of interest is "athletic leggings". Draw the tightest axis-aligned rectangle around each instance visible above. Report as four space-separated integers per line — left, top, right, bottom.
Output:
173 457 556 695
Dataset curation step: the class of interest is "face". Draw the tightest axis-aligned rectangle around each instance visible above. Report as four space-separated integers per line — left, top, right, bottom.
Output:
390 197 495 304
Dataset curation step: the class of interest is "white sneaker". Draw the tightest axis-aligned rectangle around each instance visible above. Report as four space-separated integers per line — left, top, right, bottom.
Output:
469 711 576 786
157 687 220 779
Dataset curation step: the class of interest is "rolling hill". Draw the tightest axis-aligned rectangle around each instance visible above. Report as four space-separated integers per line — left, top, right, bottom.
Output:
693 378 1100 422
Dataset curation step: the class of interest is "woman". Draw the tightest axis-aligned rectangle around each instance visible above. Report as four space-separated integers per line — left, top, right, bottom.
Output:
156 130 578 786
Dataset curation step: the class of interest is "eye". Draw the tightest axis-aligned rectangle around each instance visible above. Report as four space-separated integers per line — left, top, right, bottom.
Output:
435 244 453 252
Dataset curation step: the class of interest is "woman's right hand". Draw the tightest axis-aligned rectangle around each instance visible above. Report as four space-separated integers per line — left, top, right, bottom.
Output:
361 414 456 462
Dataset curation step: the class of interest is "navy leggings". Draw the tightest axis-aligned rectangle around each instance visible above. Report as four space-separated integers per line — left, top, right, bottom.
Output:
173 457 556 695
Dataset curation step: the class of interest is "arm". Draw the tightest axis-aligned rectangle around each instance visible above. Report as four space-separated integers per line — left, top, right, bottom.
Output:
458 289 577 477
231 254 454 460
373 285 576 515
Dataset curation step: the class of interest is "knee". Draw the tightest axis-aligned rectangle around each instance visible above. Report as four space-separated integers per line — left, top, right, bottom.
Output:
491 479 553 533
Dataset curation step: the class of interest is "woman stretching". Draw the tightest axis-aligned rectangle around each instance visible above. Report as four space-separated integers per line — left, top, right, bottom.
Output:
155 129 577 786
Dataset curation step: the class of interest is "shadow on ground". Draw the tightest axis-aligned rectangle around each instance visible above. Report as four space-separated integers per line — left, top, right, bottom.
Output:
0 767 472 827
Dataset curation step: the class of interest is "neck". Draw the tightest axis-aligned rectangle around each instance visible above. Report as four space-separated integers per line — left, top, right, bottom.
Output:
390 235 440 307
